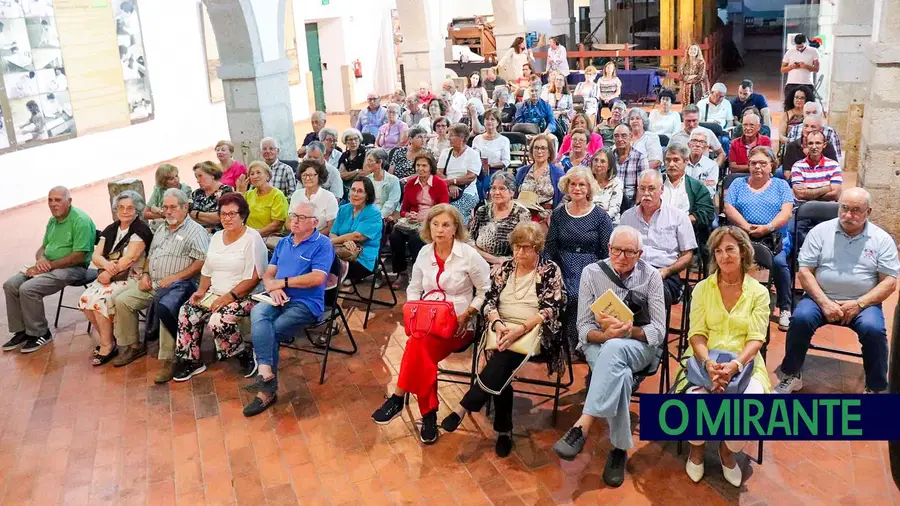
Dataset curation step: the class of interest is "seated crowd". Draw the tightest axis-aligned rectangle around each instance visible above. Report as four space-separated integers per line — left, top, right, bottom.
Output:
5 64 895 492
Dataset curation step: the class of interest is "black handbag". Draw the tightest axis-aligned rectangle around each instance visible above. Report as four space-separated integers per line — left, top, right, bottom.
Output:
754 232 782 256
598 262 651 327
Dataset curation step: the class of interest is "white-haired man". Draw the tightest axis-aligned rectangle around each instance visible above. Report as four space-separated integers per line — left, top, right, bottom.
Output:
298 111 326 158
785 101 842 157
442 79 467 124
781 115 839 181
669 105 726 167
696 82 734 130
260 137 297 196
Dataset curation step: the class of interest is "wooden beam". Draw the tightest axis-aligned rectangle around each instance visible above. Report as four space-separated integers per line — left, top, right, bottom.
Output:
693 0 704 42
661 0 675 72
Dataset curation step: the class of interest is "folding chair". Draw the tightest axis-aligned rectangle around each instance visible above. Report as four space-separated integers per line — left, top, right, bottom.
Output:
55 230 102 331
338 251 398 329
502 131 529 171
718 173 747 226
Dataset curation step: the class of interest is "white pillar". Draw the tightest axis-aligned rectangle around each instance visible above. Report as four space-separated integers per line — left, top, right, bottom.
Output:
588 0 608 45
396 0 445 96
549 0 575 44
492 0 527 54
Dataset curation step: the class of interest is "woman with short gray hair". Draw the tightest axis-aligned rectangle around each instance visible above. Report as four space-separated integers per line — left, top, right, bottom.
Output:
375 103 409 149
469 172 530 266
627 107 663 170
388 124 429 182
78 190 155 366
318 126 341 166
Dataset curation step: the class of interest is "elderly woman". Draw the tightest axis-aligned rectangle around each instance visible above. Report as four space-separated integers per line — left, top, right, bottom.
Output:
339 128 367 195
190 161 234 233
145 164 192 223
441 222 566 456
472 108 511 191
215 140 247 188
365 149 401 219
597 99 627 146
331 177 383 283
545 167 614 351
372 204 491 445
649 89 681 137
469 172 531 267
390 154 450 288
492 86 517 126
560 128 593 171
173 193 268 382
389 125 430 182
426 116 451 154
464 71 489 105
680 226 771 487
419 98 448 133
597 62 622 116
79 191 153 365
438 123 482 224
375 103 409 149
627 108 663 170
724 146 794 331
236 160 288 239
290 159 338 235
558 112 603 161
319 127 342 167
680 44 710 105
590 149 624 224
515 134 566 213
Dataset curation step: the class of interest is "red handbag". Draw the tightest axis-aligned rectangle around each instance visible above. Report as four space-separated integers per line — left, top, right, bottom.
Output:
403 289 458 339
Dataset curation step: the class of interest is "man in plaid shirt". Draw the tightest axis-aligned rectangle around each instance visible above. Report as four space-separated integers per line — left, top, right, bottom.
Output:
612 124 649 204
785 102 842 158
260 137 296 197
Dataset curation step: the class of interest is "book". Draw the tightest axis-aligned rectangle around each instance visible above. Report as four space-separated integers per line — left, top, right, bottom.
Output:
251 292 289 306
198 291 221 310
590 289 634 324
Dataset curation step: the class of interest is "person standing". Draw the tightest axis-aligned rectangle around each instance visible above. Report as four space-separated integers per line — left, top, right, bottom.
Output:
781 34 819 100
546 37 570 77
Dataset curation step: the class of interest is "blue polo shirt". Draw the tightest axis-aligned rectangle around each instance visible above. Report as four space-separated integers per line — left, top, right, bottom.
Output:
332 203 383 272
730 93 769 119
271 230 335 317
799 218 900 301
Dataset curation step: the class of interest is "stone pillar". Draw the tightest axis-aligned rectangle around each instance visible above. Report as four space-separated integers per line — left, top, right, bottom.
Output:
549 0 576 45
492 0 527 54
858 0 900 240
203 0 297 161
588 0 607 45
727 0 745 55
828 0 875 173
396 0 445 95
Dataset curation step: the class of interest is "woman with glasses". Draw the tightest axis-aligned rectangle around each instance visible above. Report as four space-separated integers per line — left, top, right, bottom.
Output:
590 149 624 224
339 128 367 195
389 125 430 183
559 128 593 171
189 161 234 233
426 115 451 153
469 172 530 268
515 134 566 217
557 112 603 161
236 161 288 240
289 159 338 235
172 193 268 382
375 103 409 149
330 177 383 284
544 167 613 352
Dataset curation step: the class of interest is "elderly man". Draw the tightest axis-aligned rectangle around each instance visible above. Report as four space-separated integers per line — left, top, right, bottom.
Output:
785 101 842 157
552 225 666 487
696 83 734 130
597 99 627 146
730 79 771 126
791 129 842 247
776 188 898 394
661 143 715 253
621 170 697 304
3 186 96 353
685 129 719 198
781 114 839 181
243 202 334 416
298 111 326 158
612 124 650 205
355 93 387 138
442 79 467 123
260 137 297 197
482 67 506 97
728 112 772 173
112 188 209 377
670 104 726 167
401 96 426 128
304 141 343 201
514 79 557 135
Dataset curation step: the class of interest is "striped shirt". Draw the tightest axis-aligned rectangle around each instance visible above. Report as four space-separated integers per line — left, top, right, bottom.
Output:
786 124 842 156
268 160 297 197
576 258 666 350
147 218 210 288
616 147 649 202
790 155 842 205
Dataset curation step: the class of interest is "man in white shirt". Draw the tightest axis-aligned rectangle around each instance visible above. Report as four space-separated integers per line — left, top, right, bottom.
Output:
669 105 726 168
781 33 819 98
695 83 734 130
685 129 719 198
442 79 467 124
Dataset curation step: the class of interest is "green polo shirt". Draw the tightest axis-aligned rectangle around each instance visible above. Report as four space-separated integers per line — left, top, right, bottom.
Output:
42 206 96 266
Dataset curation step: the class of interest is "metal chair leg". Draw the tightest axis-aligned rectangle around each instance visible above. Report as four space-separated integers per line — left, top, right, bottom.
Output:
54 287 65 328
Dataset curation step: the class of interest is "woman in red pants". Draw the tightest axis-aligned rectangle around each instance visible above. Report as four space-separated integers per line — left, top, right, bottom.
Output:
372 204 491 444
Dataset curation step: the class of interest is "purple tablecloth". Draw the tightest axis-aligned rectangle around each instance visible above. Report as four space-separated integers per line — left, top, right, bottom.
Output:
566 70 660 99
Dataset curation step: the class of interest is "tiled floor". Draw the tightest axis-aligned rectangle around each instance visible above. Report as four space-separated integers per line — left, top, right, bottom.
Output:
0 51 897 505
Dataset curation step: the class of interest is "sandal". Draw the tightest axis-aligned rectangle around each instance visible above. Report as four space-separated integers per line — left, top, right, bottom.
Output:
92 346 119 366
92 345 101 357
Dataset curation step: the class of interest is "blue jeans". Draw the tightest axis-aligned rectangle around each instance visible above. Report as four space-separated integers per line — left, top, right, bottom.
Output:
250 300 318 389
144 279 197 343
773 249 791 311
781 297 888 391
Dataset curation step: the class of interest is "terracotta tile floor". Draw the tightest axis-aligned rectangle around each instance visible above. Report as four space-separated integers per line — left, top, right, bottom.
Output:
1 52 897 505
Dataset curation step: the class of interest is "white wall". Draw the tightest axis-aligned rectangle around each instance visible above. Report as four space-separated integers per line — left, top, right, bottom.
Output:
524 0 552 38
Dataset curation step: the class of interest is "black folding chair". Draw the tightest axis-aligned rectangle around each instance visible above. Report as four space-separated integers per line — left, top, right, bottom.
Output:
502 131 529 171
718 173 747 225
361 133 376 147
338 250 398 329
658 134 669 148
55 230 102 331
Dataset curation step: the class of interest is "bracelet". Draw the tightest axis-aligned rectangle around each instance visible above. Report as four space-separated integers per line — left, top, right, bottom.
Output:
229 290 239 300
283 278 289 289
491 319 503 332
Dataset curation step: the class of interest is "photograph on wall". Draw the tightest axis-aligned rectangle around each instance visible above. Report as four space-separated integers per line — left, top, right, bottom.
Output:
0 17 33 73
0 104 10 150
114 0 153 122
9 91 74 143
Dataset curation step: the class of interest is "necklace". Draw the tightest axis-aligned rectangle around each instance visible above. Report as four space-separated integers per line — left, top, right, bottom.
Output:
719 273 743 286
511 264 536 300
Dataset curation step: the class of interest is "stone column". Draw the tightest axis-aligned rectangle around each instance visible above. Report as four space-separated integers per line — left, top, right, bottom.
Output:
588 0 607 45
828 0 875 173
396 0 444 97
858 0 900 240
492 0 527 54
203 0 297 161
549 0 576 45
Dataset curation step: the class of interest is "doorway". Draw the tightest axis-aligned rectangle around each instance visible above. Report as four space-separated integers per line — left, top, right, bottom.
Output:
305 23 326 112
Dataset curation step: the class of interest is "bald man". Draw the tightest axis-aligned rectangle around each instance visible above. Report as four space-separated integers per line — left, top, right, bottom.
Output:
776 188 899 394
3 186 96 353
612 124 650 203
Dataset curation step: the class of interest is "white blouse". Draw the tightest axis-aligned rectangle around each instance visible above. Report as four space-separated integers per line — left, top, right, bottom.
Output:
437 146 482 197
407 240 491 316
472 134 511 168
202 228 268 295
649 110 682 137
289 186 338 230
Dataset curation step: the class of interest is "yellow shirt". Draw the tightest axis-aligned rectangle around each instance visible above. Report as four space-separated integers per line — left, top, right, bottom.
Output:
244 187 288 231
682 273 772 392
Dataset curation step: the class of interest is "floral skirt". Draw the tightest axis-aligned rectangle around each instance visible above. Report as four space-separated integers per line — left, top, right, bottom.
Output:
77 280 131 318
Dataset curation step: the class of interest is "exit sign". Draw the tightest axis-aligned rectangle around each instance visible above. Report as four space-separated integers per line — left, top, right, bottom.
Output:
322 0 329 4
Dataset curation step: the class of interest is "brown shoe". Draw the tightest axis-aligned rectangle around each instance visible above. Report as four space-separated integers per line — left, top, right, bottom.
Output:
112 344 147 367
154 360 175 384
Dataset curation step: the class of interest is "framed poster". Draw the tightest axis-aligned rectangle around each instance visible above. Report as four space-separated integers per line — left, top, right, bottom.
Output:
113 0 153 123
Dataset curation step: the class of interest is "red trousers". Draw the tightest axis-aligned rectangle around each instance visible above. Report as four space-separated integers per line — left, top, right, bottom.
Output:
397 331 473 415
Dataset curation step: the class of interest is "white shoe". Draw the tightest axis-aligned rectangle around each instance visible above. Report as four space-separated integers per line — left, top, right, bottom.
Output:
720 459 743 487
778 310 791 331
774 373 803 394
686 458 704 483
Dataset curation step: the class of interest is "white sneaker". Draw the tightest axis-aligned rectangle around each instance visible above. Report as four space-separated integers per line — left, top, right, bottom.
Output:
778 310 791 331
774 373 803 394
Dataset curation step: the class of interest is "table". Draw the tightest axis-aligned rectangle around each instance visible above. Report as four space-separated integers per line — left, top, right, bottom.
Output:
565 69 661 101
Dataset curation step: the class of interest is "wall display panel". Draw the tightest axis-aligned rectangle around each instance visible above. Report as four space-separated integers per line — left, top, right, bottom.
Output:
113 0 152 123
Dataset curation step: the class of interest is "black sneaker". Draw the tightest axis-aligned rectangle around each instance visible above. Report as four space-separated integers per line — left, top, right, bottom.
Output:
602 448 628 488
552 426 586 461
420 411 438 445
2 332 29 351
495 433 513 458
440 412 463 432
237 348 258 378
371 395 404 424
172 360 207 382
21 331 52 354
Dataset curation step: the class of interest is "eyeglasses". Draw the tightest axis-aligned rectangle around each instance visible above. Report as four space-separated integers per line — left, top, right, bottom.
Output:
840 205 868 215
489 186 511 193
637 185 658 193
748 160 770 168
688 140 707 146
512 244 535 252
532 145 549 152
219 211 240 219
117 205 136 212
610 247 640 258
301 172 317 179
288 213 314 222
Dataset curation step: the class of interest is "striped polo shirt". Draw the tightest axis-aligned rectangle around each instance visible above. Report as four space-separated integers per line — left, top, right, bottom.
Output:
790 155 841 205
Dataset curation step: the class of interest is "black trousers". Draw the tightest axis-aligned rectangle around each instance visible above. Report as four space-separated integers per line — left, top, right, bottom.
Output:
460 350 526 433
347 261 373 283
662 275 683 306
389 227 425 274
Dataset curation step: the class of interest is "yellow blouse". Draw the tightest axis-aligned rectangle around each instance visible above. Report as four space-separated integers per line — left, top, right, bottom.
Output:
681 273 772 392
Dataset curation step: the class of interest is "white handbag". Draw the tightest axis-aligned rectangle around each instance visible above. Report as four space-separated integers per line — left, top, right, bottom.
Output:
475 320 543 395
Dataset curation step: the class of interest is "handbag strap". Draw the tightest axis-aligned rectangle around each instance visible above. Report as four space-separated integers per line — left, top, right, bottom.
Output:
598 261 629 292
474 326 537 396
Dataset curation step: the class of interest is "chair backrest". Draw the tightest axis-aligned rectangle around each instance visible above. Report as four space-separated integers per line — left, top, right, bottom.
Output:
795 201 840 223
699 121 726 138
280 159 299 172
658 134 669 147
361 132 376 146
722 173 746 191
511 123 540 135
752 242 775 275
501 131 529 147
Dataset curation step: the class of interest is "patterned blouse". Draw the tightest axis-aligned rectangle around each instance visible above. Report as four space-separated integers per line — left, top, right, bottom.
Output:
519 168 555 206
390 147 430 181
482 258 568 375
469 202 531 257
190 184 234 232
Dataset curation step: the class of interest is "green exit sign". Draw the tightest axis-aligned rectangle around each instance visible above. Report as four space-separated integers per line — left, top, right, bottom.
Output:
322 0 329 4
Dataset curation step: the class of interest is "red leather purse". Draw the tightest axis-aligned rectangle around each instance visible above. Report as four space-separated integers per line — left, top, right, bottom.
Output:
403 289 458 339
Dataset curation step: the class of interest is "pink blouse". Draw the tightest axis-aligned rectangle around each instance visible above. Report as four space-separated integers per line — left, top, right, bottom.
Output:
220 161 247 187
556 132 604 161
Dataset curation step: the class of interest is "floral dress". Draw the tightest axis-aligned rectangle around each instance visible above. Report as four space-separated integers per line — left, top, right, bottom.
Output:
190 184 234 232
519 168 555 208
78 222 153 318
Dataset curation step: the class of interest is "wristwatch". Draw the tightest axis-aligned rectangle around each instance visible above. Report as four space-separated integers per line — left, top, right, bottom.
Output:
730 359 745 373
857 299 866 310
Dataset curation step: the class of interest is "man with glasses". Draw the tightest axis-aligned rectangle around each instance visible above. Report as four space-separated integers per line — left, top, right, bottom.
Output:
355 93 387 138
784 102 842 158
243 202 335 416
685 130 719 197
776 188 898 394
612 124 649 203
552 225 665 488
782 114 840 181
260 137 297 197
670 104 726 167
112 188 209 379
790 129 842 248
621 169 697 304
